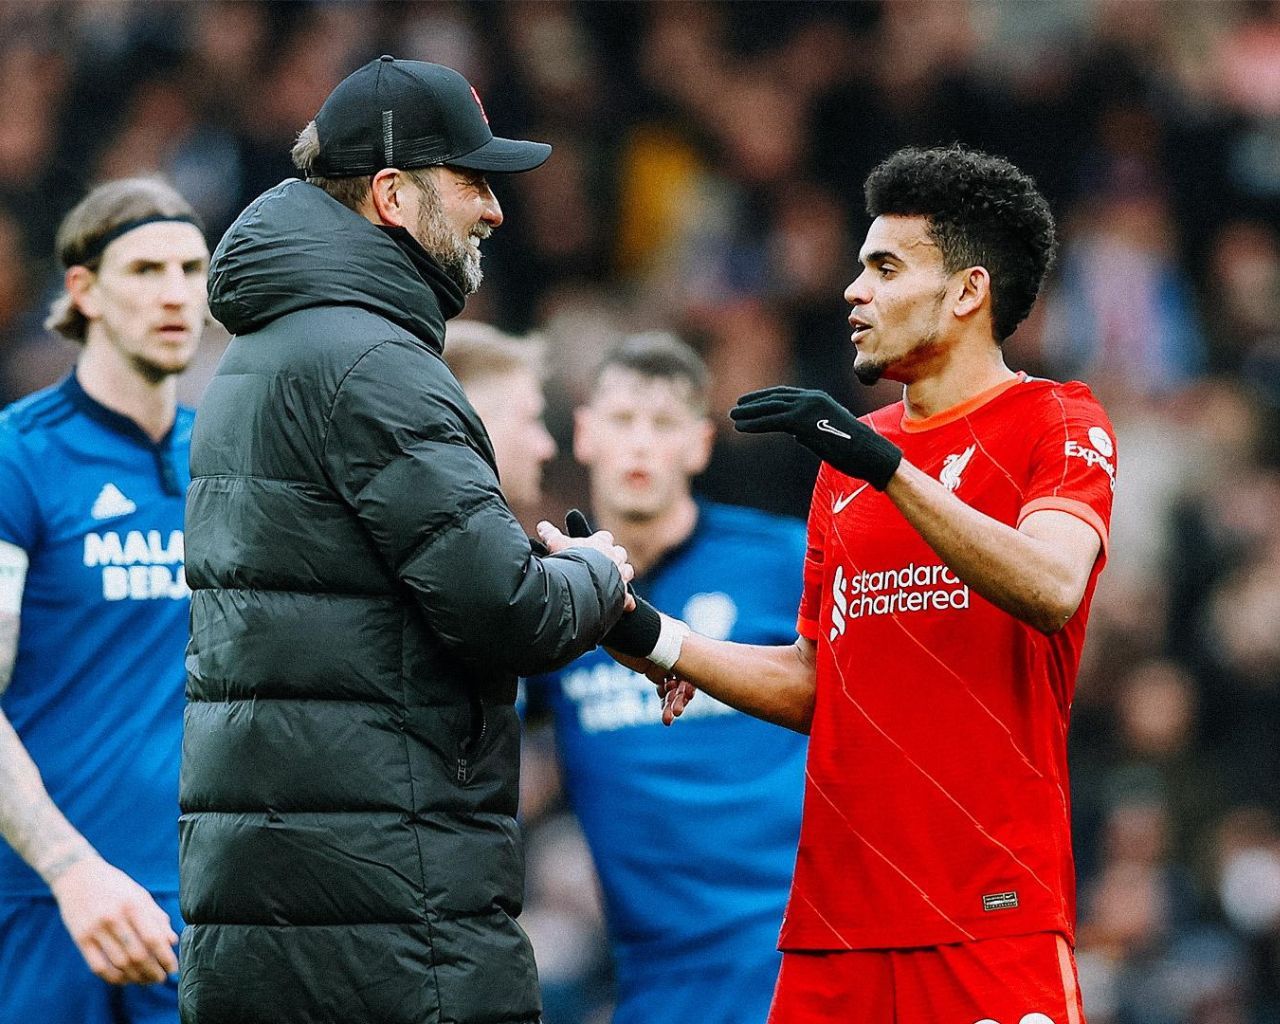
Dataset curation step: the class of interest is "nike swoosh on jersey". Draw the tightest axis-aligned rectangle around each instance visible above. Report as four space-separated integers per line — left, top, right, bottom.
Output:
832 484 869 514
816 419 852 439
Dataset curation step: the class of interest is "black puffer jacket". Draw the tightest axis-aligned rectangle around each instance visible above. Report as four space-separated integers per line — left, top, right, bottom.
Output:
179 180 625 1024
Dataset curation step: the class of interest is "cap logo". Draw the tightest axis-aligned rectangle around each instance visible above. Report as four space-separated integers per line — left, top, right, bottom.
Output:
469 85 490 126
382 109 394 165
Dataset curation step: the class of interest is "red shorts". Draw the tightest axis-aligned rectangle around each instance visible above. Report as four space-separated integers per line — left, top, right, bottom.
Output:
768 932 1086 1024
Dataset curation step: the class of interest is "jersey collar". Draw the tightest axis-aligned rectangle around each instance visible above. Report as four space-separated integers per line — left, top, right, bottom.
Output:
60 372 177 451
61 373 185 496
640 501 704 587
899 372 1026 433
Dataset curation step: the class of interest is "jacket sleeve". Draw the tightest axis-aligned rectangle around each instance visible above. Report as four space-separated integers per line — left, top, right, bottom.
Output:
321 338 626 675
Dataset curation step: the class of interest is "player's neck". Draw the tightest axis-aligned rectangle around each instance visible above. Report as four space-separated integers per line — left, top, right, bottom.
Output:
595 493 699 578
901 344 1015 422
76 340 178 443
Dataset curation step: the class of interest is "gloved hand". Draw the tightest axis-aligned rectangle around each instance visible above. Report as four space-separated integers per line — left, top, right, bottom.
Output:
565 510 664 660
730 386 903 490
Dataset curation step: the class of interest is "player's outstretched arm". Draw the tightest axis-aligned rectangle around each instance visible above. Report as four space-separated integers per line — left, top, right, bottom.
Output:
606 634 816 733
543 512 817 733
659 633 818 734
884 462 1101 633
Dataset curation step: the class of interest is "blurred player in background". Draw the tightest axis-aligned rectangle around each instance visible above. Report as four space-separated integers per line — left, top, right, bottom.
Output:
541 145 1116 1024
0 178 208 1024
525 333 807 1024
443 320 557 528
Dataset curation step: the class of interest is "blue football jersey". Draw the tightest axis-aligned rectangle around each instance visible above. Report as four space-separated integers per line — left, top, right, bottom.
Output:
0 373 191 897
527 503 808 994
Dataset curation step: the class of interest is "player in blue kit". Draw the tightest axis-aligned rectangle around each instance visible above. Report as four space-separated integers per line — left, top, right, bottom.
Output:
0 179 208 1024
525 333 808 1024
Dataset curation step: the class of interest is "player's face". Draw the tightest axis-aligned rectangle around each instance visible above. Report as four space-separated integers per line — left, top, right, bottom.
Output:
466 368 555 510
409 166 503 295
843 214 955 386
575 369 714 522
82 222 209 382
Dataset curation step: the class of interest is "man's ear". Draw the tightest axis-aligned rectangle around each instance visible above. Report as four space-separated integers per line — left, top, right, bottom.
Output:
369 168 409 228
953 266 991 321
65 265 100 321
572 406 595 465
684 419 715 476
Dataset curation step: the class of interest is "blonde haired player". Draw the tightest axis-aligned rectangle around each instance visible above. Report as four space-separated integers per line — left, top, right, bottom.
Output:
0 178 208 1024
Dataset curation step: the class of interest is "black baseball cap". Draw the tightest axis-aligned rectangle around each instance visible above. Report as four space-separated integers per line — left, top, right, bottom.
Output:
309 55 551 176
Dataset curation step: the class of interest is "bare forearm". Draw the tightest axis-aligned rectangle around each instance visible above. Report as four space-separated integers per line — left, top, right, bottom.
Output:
0 713 95 885
885 461 1089 632
671 634 816 733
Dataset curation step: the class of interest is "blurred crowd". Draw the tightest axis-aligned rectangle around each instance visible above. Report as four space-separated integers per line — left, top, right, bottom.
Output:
1 1 1278 1022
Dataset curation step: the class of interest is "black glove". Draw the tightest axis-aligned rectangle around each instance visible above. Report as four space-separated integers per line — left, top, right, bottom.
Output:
564 508 593 539
564 509 662 658
730 386 903 490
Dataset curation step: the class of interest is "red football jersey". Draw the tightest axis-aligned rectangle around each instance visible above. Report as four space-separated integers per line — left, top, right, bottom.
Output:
785 372 1115 951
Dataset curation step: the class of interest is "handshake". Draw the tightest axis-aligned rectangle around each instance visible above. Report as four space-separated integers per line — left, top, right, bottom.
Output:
536 510 695 725
531 385 900 724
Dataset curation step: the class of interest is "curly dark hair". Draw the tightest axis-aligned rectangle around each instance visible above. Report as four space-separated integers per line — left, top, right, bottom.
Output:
864 145 1056 342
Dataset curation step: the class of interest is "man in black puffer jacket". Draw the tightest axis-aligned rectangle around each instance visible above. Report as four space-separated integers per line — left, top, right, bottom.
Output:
180 57 634 1024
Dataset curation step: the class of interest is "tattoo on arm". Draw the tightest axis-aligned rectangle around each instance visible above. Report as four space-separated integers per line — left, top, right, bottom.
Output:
0 546 88 884
0 712 95 885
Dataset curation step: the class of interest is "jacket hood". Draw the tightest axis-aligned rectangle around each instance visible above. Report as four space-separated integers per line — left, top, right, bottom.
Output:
208 179 465 346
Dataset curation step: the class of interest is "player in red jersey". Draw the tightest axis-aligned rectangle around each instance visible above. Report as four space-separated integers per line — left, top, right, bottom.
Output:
539 145 1111 1024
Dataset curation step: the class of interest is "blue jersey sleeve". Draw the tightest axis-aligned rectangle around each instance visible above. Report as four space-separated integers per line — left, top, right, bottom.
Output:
0 428 40 551
519 672 557 720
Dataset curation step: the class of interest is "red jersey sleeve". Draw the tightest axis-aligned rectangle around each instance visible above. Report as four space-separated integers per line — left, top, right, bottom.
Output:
797 462 832 640
1016 382 1116 556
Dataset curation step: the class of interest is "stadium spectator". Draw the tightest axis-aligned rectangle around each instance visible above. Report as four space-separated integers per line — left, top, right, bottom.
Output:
525 333 807 1024
1212 807 1280 1020
1077 786 1253 1024
179 57 634 1024
1041 174 1206 395
0 209 32 390
0 177 208 1024
542 145 1115 1022
443 320 556 529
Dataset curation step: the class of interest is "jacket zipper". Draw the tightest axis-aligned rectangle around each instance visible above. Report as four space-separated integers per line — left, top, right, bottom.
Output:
457 697 487 783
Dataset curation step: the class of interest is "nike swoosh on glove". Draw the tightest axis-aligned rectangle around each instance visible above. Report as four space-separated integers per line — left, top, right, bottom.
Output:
729 386 902 490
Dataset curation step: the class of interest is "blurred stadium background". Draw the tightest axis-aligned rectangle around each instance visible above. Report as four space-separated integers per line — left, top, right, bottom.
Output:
1 1 1277 1022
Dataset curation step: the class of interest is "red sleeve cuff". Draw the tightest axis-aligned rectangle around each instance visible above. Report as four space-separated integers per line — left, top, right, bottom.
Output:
796 615 819 641
1018 496 1110 558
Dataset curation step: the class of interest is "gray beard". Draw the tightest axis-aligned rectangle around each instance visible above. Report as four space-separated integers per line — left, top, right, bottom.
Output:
416 203 485 295
433 234 483 295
